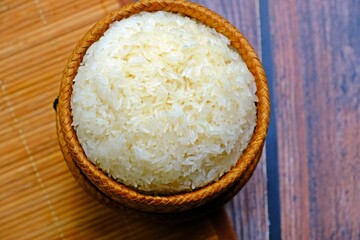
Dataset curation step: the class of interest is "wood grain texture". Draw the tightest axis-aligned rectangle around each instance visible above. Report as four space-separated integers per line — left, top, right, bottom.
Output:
268 0 360 239
0 1 236 239
192 1 269 240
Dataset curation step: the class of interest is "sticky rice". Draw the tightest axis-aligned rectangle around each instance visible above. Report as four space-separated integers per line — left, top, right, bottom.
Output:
71 11 257 194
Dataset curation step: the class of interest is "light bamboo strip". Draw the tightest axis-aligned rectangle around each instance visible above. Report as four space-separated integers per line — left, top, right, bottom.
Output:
0 137 58 164
0 1 31 14
0 123 19 136
2 0 93 35
1 195 86 232
18 117 56 137
51 198 114 221
2 0 78 15
1 24 87 69
0 158 60 182
5 212 62 240
0 148 28 165
3 197 53 224
3 0 117 39
2 56 64 86
14 227 63 240
9 83 57 107
55 208 134 237
0 3 118 59
0 150 30 169
1 156 64 185
2 195 91 231
1 177 79 215
0 138 27 160
1 193 85 225
0 110 14 125
1 27 87 81
0 107 55 130
0 128 56 160
0 119 55 151
6 70 61 95
1 166 36 185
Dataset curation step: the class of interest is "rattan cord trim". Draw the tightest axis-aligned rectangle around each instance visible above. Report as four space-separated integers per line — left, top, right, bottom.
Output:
58 0 270 213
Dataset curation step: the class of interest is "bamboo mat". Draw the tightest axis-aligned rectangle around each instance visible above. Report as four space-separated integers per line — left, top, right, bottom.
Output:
0 0 237 239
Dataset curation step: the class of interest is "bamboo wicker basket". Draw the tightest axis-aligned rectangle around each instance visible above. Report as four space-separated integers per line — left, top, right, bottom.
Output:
56 0 270 216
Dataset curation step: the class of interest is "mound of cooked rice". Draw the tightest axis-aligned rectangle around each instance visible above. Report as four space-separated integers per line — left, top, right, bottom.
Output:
71 11 257 194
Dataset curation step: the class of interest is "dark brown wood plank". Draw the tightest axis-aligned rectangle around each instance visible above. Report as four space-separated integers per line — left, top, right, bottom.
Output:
268 0 360 239
193 1 269 240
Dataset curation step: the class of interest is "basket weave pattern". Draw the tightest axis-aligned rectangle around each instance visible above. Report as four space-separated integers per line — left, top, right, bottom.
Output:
57 0 270 213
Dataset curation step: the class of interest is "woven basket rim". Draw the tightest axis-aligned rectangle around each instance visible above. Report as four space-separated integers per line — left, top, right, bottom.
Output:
58 0 270 211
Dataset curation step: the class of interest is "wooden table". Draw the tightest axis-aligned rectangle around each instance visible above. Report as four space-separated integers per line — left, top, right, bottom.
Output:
1 0 359 239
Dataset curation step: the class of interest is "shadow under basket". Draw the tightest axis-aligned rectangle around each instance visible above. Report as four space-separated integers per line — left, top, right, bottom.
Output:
56 0 270 220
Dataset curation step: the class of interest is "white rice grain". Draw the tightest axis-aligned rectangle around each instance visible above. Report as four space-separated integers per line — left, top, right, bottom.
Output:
71 11 257 194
